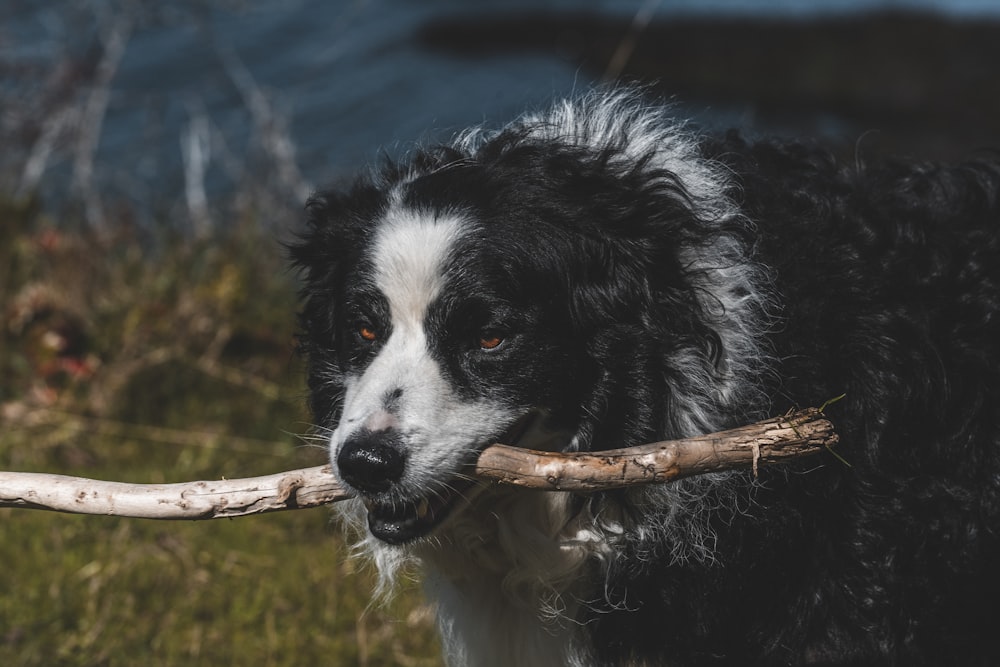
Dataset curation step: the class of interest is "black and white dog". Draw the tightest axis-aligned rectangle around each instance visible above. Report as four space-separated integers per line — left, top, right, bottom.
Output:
291 90 1000 666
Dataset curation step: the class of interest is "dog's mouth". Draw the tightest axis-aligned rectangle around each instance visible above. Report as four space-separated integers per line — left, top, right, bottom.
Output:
359 412 542 545
362 478 477 545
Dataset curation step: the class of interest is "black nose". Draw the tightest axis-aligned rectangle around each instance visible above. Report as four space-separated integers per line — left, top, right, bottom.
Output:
336 430 406 494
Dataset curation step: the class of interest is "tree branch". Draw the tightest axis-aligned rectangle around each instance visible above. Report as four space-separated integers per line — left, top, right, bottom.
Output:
475 407 838 491
0 465 350 520
0 408 837 520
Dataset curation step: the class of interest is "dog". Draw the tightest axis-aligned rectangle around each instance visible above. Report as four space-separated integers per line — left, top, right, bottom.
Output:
290 90 1000 666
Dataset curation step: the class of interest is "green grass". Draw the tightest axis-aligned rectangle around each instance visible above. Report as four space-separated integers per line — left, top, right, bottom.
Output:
0 198 442 666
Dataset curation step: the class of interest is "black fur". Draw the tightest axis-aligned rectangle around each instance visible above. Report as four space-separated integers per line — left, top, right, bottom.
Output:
291 97 1000 665
589 136 1000 666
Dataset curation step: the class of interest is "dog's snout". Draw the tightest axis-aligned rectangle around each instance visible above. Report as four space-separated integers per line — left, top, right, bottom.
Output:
337 430 406 494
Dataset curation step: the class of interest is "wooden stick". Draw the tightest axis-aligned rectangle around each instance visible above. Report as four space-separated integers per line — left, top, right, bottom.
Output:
0 408 836 520
0 465 351 519
475 407 838 491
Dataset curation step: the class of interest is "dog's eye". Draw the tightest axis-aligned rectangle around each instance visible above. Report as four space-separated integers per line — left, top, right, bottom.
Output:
358 324 378 342
478 334 504 351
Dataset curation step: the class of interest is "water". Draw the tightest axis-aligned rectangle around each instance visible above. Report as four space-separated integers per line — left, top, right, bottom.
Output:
2 0 998 226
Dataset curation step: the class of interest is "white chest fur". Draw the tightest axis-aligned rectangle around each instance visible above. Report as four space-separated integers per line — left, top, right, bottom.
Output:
417 490 608 667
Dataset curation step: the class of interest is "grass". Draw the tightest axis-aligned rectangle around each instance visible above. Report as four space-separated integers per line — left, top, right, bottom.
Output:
0 197 442 666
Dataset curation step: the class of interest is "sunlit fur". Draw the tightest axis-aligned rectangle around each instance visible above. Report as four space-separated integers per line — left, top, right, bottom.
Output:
291 89 1000 666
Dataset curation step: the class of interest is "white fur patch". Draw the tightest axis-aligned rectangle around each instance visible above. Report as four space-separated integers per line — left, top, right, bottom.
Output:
329 201 523 593
331 202 516 472
420 489 604 667
333 205 459 440
373 205 459 330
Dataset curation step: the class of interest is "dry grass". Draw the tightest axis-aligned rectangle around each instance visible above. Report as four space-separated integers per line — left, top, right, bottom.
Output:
0 198 442 666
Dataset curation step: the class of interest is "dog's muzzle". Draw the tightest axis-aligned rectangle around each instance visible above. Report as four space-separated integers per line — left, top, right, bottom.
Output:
335 428 475 545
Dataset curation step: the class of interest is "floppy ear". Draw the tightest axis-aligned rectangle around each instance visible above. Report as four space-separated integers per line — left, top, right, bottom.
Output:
288 185 386 428
564 240 713 453
558 186 732 451
290 186 383 280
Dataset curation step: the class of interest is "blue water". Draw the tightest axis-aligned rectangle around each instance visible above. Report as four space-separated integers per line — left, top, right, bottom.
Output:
2 0 998 223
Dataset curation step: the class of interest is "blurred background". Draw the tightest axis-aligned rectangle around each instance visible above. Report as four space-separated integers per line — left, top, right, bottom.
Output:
1 1 997 665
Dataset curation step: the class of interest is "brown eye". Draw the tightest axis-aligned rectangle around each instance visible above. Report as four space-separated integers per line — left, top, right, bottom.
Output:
479 335 504 350
359 325 378 342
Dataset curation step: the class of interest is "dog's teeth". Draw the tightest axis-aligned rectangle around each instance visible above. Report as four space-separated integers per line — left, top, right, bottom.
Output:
416 498 430 519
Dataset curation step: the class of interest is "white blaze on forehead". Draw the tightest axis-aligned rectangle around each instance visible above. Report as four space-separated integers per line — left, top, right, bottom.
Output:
372 207 464 328
331 205 466 440
331 204 516 476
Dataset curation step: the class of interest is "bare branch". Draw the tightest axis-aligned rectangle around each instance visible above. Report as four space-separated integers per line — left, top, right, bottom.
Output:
72 12 132 228
0 409 837 520
18 107 77 196
218 45 312 202
475 408 838 491
0 465 350 520
181 102 213 236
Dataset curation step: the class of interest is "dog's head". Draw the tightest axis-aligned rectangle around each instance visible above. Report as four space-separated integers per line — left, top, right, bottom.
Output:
290 174 597 544
291 93 765 546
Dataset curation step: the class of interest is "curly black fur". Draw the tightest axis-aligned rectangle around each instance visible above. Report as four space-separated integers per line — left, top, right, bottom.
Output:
583 134 1000 665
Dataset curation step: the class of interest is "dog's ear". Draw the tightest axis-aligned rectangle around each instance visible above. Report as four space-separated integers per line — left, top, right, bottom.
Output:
288 185 386 427
290 182 388 297
290 191 350 345
559 188 736 449
291 188 378 274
